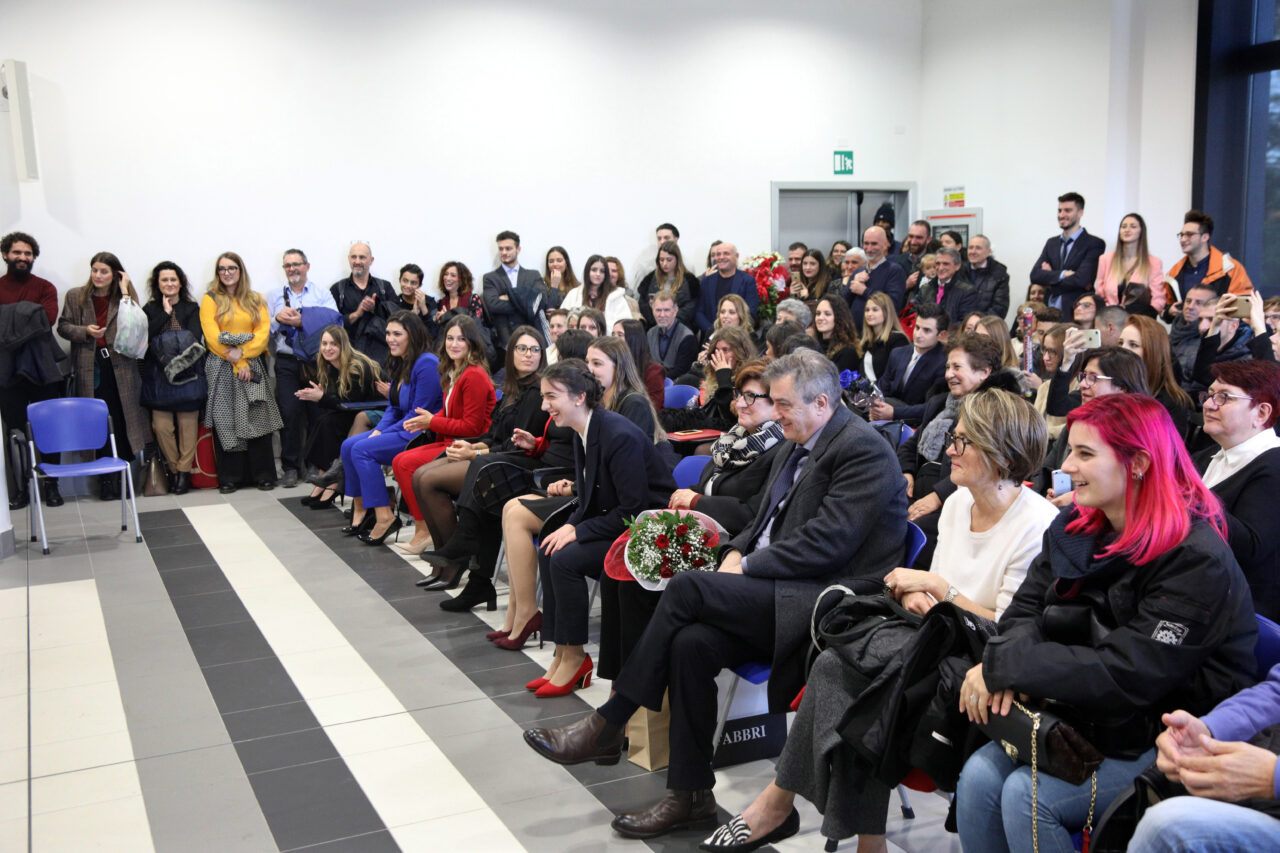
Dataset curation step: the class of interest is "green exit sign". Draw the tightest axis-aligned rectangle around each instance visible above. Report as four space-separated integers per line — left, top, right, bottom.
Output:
833 150 854 175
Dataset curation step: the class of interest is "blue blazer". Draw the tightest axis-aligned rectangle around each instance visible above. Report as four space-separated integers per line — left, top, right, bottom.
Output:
378 352 442 437
879 345 945 423
695 270 759 332
844 261 907 329
567 407 676 545
1029 229 1106 313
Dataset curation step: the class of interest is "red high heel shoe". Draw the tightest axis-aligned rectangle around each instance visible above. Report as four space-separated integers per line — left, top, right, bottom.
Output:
494 612 543 650
525 676 548 691
486 628 511 641
534 655 593 698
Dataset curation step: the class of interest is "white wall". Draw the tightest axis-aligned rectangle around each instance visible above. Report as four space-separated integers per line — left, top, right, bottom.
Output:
916 0 1198 316
0 0 922 303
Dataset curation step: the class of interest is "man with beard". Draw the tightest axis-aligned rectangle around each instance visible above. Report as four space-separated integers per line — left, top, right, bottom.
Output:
0 232 64 508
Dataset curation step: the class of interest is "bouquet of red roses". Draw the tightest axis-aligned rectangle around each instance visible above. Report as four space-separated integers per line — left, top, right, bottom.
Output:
619 509 723 590
743 251 791 323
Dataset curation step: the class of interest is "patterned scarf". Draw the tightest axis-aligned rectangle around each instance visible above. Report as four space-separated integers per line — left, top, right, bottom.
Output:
917 392 964 462
711 421 783 470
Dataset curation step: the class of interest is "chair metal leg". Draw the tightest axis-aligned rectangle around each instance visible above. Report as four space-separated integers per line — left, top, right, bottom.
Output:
120 469 128 531
494 541 508 588
896 784 915 819
27 472 37 542
124 465 142 543
711 674 741 751
30 472 48 555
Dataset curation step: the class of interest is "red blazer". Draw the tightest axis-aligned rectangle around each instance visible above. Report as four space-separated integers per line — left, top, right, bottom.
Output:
429 364 495 442
644 362 666 411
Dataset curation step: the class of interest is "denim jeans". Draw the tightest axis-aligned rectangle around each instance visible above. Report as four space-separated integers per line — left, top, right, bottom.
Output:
1129 797 1280 852
956 740 1156 853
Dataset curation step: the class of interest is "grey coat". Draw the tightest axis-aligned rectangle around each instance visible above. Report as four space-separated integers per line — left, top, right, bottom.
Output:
728 404 907 711
57 288 153 454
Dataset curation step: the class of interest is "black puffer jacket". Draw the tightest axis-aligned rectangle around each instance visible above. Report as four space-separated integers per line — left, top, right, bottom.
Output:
983 512 1257 758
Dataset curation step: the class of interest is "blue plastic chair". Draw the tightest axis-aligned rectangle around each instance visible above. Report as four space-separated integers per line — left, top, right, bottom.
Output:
664 377 674 388
664 384 700 409
713 522 929 756
494 388 503 401
1255 614 1280 679
26 398 142 555
672 456 711 489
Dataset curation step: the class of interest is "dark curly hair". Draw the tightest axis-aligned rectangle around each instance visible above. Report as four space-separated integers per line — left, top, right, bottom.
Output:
542 358 603 409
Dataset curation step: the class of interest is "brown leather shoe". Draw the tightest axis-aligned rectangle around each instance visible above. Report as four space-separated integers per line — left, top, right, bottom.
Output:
611 789 718 839
523 712 624 766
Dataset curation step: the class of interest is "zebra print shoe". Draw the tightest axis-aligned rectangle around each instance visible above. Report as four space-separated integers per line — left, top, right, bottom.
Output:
699 807 799 851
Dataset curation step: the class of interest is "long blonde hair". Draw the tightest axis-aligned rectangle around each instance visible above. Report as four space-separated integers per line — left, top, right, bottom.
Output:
713 293 754 335
316 325 381 400
205 251 265 326
977 315 1020 369
857 291 905 352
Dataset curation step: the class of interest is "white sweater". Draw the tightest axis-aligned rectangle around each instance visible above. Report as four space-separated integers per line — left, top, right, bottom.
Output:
934 485 1060 619
560 286 633 330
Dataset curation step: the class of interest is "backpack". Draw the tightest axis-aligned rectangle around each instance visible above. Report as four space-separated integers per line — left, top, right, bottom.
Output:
281 287 344 362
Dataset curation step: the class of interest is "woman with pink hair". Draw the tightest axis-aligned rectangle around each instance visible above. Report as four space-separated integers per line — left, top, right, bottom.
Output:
955 394 1258 853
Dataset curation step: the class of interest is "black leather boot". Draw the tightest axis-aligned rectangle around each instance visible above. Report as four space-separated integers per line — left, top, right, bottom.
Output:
439 575 497 611
42 479 64 507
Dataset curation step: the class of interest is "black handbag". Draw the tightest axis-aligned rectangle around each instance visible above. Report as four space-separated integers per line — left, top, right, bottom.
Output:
1087 762 1179 853
472 460 538 516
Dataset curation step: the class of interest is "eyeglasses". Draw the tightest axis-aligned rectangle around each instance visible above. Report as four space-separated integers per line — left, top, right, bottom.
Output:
282 262 305 269
217 266 239 274
1043 348 1063 359
1076 371 1114 389
944 431 979 454
513 345 542 355
1175 231 1203 240
1199 390 1253 408
732 389 771 406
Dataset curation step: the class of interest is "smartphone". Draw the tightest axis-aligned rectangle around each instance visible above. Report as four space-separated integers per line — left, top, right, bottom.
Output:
1229 295 1253 320
1052 469 1072 496
1081 328 1102 349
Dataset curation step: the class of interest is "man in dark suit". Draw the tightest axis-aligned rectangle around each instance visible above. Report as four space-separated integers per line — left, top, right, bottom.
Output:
844 225 907 329
915 248 978 323
481 230 546 356
329 241 397 364
868 303 949 424
523 350 907 839
1029 192 1106 315
695 241 759 333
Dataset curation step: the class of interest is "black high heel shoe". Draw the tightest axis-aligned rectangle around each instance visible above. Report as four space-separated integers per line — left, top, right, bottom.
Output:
359 516 402 546
308 488 339 510
420 562 463 591
341 513 376 537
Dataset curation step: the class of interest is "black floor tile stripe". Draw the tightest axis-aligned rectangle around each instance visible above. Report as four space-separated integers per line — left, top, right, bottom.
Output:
282 498 750 852
138 510 397 853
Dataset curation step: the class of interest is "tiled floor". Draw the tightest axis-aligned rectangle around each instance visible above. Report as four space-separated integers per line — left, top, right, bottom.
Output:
0 485 960 852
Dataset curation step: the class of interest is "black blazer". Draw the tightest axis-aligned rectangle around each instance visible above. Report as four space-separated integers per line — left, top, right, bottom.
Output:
692 441 786 536
482 267 546 345
725 405 906 710
916 277 980 322
143 299 203 346
864 332 911 381
567 407 677 545
880 345 946 423
1194 445 1280 621
1029 229 1106 313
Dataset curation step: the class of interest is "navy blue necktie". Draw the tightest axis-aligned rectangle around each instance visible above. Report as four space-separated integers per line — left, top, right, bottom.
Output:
754 446 810 544
1060 237 1073 267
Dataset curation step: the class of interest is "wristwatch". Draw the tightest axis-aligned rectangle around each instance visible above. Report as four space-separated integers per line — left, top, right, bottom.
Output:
943 585 959 603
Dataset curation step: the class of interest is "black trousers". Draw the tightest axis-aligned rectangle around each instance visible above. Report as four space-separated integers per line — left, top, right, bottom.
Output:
213 432 276 486
94 348 134 461
539 537 611 646
0 376 62 493
274 356 308 475
612 571 776 790
597 574 663 681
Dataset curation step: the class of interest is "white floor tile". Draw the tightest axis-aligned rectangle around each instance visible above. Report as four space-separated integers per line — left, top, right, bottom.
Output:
32 794 154 852
323 713 430 756
392 807 525 852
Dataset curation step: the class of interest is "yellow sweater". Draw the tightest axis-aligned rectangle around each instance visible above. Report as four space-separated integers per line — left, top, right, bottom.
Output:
200 294 269 371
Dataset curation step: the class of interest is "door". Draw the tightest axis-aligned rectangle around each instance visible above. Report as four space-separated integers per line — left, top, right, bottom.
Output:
772 182 917 263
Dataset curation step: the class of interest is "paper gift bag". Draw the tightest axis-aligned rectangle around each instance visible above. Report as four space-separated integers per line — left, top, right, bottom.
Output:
627 691 671 770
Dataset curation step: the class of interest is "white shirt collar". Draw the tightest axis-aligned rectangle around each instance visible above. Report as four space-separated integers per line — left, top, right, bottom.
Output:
576 409 593 449
1203 429 1280 488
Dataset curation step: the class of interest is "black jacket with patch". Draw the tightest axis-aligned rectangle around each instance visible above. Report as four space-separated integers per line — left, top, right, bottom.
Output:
983 511 1257 758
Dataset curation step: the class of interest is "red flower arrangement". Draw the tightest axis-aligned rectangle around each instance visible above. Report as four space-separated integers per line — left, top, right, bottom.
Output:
743 251 790 323
619 509 723 590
